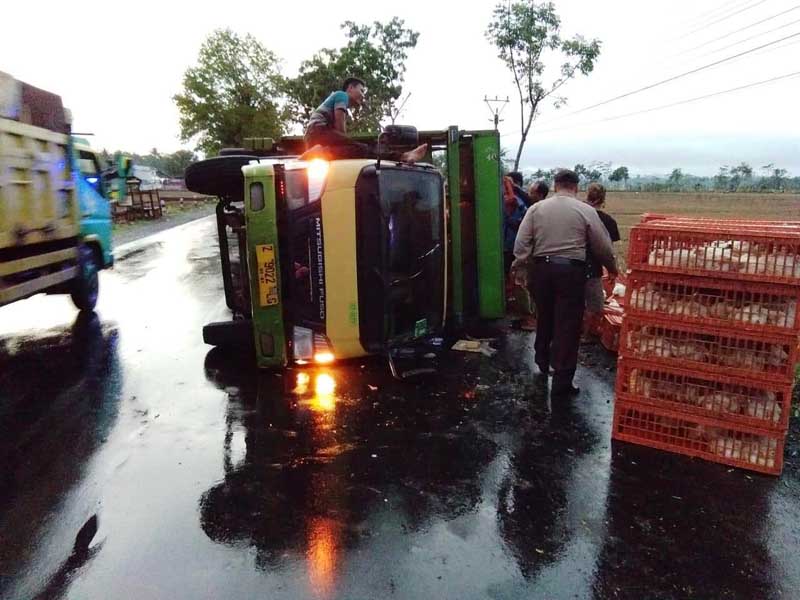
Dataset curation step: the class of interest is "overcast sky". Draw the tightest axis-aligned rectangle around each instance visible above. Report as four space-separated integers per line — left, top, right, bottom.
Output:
3 0 798 176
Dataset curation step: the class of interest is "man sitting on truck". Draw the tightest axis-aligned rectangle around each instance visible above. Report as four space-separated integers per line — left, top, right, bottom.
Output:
302 77 427 163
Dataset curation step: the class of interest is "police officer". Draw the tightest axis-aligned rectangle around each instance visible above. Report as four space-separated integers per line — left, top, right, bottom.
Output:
511 169 618 397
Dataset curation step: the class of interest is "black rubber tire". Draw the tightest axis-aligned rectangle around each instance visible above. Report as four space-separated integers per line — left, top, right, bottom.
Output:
184 155 257 199
203 319 253 348
71 245 99 311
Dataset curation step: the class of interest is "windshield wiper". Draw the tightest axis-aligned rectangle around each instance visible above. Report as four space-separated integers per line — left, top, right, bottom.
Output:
416 243 441 262
389 243 441 287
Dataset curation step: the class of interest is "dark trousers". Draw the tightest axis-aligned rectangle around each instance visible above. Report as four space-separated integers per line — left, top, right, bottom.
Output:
305 126 372 158
530 262 586 392
305 126 411 161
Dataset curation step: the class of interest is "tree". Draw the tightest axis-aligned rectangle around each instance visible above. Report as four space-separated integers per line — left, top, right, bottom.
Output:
732 162 753 179
588 160 612 181
532 168 551 181
174 29 286 156
714 166 730 191
771 167 788 190
573 163 589 183
285 18 419 134
667 168 683 190
486 2 600 171
609 166 629 189
102 148 199 177
163 150 198 177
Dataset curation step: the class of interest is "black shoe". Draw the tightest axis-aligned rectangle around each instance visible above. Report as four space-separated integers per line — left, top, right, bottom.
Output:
552 385 580 397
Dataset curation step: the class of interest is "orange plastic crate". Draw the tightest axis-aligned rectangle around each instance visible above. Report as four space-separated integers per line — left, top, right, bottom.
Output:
615 356 792 430
628 222 800 284
612 400 785 475
640 213 800 228
625 271 800 335
619 315 799 383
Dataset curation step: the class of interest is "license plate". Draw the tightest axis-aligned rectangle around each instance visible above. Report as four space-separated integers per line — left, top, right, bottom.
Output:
256 244 280 307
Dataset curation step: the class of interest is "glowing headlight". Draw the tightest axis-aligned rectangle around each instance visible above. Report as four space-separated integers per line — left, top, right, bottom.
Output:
314 352 335 364
307 159 329 201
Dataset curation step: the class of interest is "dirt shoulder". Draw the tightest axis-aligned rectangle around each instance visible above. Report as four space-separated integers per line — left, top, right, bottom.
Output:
112 200 217 247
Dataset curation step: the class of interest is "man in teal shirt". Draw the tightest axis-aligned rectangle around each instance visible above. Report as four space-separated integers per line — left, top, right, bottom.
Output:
303 77 426 162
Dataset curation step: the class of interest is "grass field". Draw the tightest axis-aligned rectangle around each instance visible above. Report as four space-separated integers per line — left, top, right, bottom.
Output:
596 191 800 271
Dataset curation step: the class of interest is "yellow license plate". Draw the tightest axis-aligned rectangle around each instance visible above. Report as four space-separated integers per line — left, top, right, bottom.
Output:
256 244 280 307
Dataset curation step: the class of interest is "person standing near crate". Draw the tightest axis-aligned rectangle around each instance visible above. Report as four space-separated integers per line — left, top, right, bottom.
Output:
583 183 620 336
512 169 619 397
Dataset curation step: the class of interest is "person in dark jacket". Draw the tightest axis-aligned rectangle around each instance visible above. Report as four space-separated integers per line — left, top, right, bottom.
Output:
583 183 620 335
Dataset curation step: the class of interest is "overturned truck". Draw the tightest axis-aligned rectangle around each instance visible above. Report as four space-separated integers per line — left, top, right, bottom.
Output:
186 127 505 372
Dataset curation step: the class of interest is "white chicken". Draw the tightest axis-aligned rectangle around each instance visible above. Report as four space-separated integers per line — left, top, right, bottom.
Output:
745 394 782 423
699 391 742 415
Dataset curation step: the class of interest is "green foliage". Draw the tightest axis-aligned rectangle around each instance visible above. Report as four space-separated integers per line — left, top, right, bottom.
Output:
573 163 588 182
529 163 797 192
174 29 285 156
532 168 552 182
285 18 419 135
609 166 629 183
103 148 197 177
486 1 600 170
431 151 448 178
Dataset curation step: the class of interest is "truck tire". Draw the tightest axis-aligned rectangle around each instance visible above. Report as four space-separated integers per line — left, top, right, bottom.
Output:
203 319 253 349
71 245 99 311
184 155 257 199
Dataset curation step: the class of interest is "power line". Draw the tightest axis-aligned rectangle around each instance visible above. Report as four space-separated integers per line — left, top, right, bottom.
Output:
676 4 800 56
556 30 800 119
699 16 800 57
677 0 759 32
529 70 800 136
676 0 771 40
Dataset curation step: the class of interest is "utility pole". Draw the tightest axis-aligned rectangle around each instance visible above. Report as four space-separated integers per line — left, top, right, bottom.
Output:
484 95 509 130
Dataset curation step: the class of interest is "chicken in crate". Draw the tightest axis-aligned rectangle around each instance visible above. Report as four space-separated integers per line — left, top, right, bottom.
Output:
613 216 800 475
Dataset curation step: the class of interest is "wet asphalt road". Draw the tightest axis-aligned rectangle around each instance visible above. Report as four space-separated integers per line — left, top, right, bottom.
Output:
1 216 799 600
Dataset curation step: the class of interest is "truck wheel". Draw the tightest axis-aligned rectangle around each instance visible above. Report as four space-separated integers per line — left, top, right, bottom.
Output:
71 245 99 311
203 319 253 349
184 155 257 199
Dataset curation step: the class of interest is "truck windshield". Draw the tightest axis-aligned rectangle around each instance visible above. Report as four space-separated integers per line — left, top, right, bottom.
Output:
356 166 444 349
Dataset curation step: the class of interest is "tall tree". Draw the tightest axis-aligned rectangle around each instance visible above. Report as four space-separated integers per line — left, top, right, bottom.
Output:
732 162 753 179
609 166 629 189
174 29 286 156
573 163 589 183
486 2 600 171
714 166 730 191
286 18 419 134
668 168 683 183
163 150 198 177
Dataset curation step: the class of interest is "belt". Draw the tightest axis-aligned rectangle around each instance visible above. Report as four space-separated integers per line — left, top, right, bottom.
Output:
534 256 585 266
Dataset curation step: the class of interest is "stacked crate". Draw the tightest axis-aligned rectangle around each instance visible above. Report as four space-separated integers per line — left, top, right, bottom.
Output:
612 217 800 475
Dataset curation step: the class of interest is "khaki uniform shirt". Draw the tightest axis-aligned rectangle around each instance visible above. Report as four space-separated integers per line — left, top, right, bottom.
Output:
511 193 618 274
